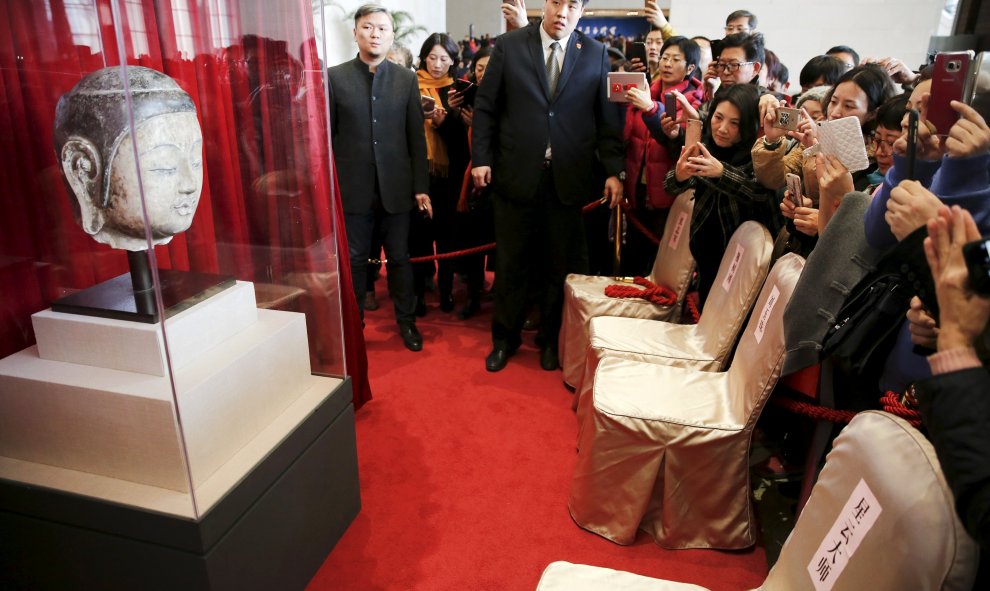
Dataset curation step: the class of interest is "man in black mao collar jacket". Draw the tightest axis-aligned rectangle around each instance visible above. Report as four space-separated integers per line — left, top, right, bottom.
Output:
328 4 431 351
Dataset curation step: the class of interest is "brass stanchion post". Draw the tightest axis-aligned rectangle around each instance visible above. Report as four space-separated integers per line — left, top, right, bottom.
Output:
612 201 622 277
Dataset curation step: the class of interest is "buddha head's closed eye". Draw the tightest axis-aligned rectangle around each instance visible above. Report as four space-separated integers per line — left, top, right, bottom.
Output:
54 66 203 251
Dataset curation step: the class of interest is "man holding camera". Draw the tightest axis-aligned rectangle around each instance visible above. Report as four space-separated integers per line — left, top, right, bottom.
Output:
471 0 624 372
327 4 431 352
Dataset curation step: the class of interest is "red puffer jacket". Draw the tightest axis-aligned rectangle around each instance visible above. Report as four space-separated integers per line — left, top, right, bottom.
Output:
623 76 703 210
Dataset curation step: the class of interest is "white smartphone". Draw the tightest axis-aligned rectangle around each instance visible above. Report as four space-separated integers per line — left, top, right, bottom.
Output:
607 71 648 103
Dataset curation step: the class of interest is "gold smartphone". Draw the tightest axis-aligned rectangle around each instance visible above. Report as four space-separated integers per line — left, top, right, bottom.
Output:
684 119 703 148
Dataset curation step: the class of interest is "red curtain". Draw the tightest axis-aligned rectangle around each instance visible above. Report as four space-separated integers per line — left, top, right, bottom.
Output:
0 0 370 407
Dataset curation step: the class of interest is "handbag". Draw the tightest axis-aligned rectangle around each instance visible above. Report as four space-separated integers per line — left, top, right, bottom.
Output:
821 272 910 376
820 227 932 377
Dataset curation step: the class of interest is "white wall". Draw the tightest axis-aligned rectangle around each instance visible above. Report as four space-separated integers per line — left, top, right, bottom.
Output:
317 0 446 68
668 0 944 93
446 2 505 40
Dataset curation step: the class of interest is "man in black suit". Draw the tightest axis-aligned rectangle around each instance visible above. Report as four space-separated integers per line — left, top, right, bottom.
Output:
327 4 431 352
472 0 624 372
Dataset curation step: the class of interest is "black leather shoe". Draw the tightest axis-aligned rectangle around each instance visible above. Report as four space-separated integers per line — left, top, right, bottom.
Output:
485 345 515 372
539 346 559 371
439 293 454 313
399 323 423 352
363 291 379 311
457 298 481 320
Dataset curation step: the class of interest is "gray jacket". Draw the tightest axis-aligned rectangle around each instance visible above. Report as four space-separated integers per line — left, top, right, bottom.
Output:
782 192 884 375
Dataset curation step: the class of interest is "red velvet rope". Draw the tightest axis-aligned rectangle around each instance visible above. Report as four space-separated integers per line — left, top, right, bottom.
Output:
624 208 662 246
771 392 922 428
684 292 701 324
603 276 678 306
372 198 609 264
879 391 923 428
771 396 858 423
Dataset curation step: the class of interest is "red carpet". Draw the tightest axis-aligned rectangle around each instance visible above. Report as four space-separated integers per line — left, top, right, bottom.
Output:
306 278 768 590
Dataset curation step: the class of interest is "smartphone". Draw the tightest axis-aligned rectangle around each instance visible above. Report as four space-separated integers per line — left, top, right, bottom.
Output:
773 107 801 131
664 92 677 118
928 51 975 136
684 119 702 149
420 94 436 114
785 173 803 206
964 236 990 294
607 71 648 102
905 109 919 180
453 78 477 106
626 42 647 67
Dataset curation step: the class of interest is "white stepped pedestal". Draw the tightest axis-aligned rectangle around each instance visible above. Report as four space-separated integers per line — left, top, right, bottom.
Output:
0 282 314 495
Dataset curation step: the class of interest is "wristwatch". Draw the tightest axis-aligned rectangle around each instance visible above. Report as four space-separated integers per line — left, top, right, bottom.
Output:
762 137 782 150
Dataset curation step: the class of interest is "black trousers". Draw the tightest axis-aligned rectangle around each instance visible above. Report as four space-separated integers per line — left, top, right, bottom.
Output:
345 206 416 325
491 165 588 350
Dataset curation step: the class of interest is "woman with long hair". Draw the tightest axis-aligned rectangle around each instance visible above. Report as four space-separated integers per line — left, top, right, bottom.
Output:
411 33 471 315
665 83 782 305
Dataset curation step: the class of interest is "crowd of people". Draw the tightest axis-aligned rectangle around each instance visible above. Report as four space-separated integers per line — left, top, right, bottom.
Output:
327 1 990 575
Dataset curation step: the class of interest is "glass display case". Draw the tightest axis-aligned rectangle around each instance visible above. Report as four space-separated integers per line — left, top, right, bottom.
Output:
0 1 359 588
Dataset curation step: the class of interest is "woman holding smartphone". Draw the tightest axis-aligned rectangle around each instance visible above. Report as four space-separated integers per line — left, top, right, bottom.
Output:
664 84 782 305
622 36 703 275
411 33 471 316
450 46 494 320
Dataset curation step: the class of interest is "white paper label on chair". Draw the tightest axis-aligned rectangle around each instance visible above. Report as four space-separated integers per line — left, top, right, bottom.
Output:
754 285 780 343
721 244 745 292
807 479 883 591
668 211 689 250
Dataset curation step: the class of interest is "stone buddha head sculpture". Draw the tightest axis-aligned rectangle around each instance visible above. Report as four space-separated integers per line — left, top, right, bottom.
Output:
54 66 203 251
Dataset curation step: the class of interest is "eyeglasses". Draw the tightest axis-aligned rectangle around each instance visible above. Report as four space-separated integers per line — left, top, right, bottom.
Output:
659 55 684 64
714 61 753 73
871 135 897 152
724 25 751 34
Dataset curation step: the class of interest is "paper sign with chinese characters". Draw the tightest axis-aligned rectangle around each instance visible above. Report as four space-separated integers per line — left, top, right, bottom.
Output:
807 478 883 591
721 244 745 292
668 211 688 250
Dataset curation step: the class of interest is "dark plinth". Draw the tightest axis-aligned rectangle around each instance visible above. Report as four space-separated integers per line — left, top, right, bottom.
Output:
52 269 236 324
0 378 360 591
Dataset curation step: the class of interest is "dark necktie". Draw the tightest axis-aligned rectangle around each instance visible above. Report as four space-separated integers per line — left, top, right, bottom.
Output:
546 41 561 97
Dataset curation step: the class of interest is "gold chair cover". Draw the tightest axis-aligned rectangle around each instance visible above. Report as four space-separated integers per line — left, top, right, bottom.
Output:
569 253 805 549
571 221 773 428
542 412 977 590
759 411 978 591
559 191 696 387
536 561 707 591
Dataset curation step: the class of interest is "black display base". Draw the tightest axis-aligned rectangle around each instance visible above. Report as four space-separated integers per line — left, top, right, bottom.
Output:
52 269 236 324
0 378 360 591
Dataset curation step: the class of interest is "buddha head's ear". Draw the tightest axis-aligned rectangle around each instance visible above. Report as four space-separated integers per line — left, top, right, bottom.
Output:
60 138 105 235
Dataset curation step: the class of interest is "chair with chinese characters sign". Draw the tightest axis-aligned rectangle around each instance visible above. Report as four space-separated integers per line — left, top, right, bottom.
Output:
572 221 773 429
543 411 978 590
569 253 804 550
559 190 696 388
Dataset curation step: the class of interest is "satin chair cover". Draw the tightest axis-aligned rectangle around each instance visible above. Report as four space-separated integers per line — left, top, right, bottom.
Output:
543 412 978 590
569 253 805 550
536 561 706 591
559 191 696 387
572 221 773 428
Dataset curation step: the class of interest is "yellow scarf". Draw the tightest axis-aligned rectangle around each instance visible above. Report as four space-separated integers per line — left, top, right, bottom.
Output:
418 69 453 177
